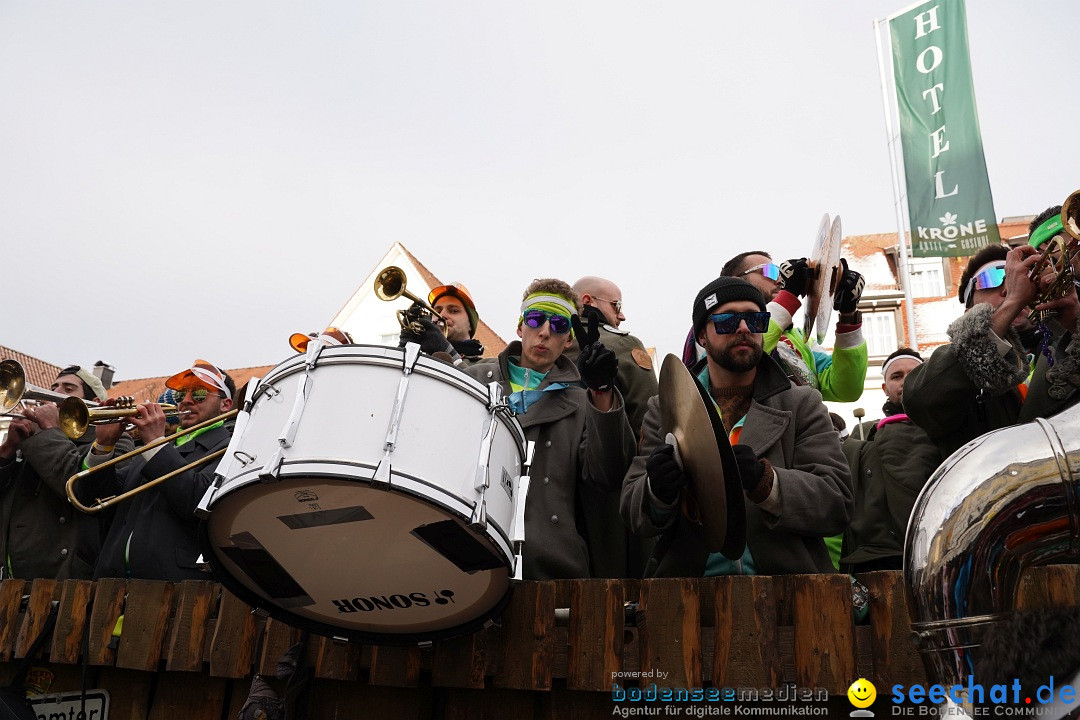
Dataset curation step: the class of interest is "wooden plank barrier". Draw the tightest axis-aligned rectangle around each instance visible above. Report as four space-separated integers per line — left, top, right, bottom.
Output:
0 567 1076 719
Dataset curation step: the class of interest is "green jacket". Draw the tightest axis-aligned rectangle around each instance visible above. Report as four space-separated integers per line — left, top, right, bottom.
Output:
764 293 868 403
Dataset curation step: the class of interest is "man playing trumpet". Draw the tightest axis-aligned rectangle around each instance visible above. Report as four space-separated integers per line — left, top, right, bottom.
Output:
0 365 132 580
80 359 234 581
905 209 1080 459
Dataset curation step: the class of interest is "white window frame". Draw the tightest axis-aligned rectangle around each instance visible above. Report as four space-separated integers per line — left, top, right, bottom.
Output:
862 309 900 358
908 257 947 299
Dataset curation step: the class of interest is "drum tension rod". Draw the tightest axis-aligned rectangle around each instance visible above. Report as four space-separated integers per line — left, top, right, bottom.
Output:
373 343 423 490
510 440 536 581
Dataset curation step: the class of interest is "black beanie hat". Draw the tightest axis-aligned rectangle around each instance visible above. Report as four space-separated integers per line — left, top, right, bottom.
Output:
692 277 768 333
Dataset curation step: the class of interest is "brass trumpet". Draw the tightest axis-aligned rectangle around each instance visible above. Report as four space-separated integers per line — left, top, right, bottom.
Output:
0 359 97 416
56 396 191 440
373 266 447 336
1027 189 1080 323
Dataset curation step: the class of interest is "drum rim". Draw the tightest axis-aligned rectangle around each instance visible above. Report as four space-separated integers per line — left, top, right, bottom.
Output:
250 344 527 448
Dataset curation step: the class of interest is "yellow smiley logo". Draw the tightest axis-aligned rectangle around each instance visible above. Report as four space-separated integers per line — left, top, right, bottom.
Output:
847 678 877 708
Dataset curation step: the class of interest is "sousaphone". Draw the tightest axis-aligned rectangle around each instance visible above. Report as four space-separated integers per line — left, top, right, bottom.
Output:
803 213 844 344
657 354 746 559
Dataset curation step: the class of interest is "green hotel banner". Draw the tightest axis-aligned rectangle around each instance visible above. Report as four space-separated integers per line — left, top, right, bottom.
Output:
889 0 999 257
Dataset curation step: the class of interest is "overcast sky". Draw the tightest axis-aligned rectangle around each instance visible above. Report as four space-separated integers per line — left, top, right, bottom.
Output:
2 1 1077 381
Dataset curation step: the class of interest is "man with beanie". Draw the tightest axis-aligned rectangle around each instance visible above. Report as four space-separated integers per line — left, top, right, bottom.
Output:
463 278 636 580
79 359 234 581
904 229 1080 459
398 282 488 367
566 276 659 579
622 277 852 577
0 365 134 579
840 348 941 573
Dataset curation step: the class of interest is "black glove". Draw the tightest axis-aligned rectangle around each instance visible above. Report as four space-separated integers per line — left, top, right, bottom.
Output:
399 317 453 356
571 312 618 392
777 258 812 298
731 444 765 494
646 443 686 504
833 258 865 314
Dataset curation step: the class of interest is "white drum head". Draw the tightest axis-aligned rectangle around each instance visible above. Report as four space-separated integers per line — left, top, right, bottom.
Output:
201 476 513 644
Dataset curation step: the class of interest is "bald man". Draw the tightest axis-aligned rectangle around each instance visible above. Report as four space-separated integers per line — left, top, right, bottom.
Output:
569 276 660 579
570 277 658 435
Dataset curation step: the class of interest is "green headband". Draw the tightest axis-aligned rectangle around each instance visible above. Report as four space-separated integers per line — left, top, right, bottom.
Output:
1029 215 1064 250
519 293 577 338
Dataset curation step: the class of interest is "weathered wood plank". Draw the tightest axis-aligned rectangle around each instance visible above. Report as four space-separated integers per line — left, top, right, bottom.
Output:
859 570 925 688
258 618 302 677
567 579 623 691
369 644 421 687
709 575 782 688
494 581 555 690
431 629 487 689
792 573 856 694
116 580 177 672
87 577 126 666
209 588 258 678
638 577 701 689
313 635 361 681
165 579 216 672
51 579 94 664
0 579 27 662
14 578 56 660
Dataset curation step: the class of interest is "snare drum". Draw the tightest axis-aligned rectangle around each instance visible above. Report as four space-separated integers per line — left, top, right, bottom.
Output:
198 344 527 645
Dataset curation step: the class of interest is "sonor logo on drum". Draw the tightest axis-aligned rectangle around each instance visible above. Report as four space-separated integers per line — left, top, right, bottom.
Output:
331 589 457 613
293 490 319 503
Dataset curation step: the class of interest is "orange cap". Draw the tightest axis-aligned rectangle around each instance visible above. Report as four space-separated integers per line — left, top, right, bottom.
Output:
428 283 479 337
165 359 231 397
289 327 353 353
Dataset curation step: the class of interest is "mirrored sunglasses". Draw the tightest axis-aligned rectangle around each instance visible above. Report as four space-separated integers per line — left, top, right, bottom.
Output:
709 311 771 334
174 388 224 403
972 264 1006 291
523 309 572 334
961 262 1006 303
593 297 623 313
740 263 781 281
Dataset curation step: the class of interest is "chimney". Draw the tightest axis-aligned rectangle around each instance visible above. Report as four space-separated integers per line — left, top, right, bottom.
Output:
93 361 115 389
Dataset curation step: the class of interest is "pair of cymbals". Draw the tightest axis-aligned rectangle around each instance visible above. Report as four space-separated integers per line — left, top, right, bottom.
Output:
803 213 844 344
657 355 746 559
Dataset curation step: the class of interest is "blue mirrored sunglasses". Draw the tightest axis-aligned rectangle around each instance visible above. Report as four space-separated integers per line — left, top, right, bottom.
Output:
740 263 780 281
523 309 571 334
961 263 1006 303
708 311 771 334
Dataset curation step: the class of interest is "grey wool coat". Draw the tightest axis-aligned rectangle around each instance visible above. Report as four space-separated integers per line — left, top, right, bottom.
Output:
464 342 636 580
621 354 853 578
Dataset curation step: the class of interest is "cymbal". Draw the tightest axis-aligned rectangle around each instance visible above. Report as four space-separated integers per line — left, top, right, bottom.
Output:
803 213 844 344
658 355 746 559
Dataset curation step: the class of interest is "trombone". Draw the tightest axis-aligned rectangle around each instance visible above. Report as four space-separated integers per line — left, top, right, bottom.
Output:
65 408 239 514
374 265 446 335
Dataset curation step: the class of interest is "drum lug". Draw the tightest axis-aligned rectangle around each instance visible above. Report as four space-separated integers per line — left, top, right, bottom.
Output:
259 448 285 483
401 342 422 374
195 484 215 518
372 458 392 490
468 487 488 532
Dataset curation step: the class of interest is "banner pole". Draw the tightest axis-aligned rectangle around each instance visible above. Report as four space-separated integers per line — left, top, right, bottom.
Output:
874 17 920 349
